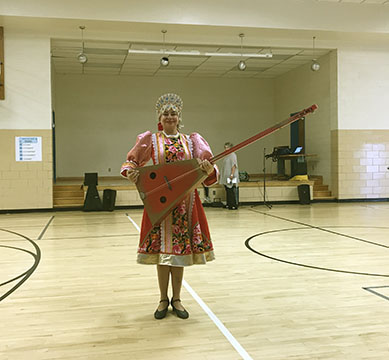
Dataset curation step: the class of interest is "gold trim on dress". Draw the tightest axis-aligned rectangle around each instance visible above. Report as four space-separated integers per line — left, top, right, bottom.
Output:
137 251 215 266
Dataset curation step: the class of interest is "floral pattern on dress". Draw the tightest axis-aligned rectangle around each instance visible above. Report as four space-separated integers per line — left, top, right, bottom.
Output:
191 223 212 253
171 202 191 255
139 227 161 254
139 135 194 255
164 137 186 163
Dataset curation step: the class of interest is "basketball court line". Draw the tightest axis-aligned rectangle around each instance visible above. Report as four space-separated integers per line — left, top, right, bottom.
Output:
249 207 389 249
125 213 253 360
363 286 389 302
0 216 53 302
245 227 389 277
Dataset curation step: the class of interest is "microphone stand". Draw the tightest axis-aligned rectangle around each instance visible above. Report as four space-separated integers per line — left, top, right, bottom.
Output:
263 148 272 209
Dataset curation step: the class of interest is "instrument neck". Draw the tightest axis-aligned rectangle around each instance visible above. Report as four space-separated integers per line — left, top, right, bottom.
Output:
210 104 317 163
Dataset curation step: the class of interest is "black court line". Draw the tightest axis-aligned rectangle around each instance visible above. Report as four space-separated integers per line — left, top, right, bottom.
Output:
0 245 36 287
0 216 54 303
249 207 389 249
37 216 55 240
363 286 389 301
246 209 388 277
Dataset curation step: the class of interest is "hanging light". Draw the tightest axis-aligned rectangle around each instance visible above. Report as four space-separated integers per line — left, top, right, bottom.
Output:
77 26 88 64
238 60 246 71
311 36 320 72
160 30 169 67
160 57 169 66
78 53 88 64
238 33 246 71
311 61 320 72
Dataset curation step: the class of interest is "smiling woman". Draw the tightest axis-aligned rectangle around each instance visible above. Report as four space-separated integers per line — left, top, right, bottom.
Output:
160 109 179 134
121 93 219 320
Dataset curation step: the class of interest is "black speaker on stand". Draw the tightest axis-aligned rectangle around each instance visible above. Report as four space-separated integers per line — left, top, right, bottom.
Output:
83 172 103 211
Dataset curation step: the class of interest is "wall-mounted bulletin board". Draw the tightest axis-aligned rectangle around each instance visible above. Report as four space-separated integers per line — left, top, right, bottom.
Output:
0 27 4 100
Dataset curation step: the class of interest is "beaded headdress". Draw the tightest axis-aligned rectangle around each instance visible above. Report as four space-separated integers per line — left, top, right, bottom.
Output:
155 93 184 130
155 93 183 117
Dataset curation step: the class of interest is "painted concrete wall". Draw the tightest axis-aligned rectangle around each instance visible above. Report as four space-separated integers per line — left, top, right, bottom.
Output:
274 52 335 188
53 74 274 177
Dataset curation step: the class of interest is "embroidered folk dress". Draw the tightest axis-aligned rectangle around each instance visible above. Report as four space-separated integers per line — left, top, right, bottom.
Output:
121 131 218 266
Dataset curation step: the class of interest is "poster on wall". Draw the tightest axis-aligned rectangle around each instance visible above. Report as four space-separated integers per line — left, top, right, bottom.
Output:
15 137 42 162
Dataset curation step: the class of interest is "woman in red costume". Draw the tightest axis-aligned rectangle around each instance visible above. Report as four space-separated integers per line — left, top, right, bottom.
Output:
121 93 218 320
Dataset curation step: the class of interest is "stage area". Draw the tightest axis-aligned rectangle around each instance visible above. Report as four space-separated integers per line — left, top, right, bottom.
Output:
53 175 322 208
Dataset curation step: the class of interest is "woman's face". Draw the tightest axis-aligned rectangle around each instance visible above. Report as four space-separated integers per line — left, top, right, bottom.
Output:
160 109 179 134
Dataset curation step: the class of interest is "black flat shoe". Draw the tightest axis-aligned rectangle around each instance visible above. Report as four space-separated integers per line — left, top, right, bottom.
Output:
154 299 169 320
171 298 189 319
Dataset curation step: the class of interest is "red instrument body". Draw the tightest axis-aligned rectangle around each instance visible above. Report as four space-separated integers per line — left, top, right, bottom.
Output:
137 159 207 226
136 104 318 225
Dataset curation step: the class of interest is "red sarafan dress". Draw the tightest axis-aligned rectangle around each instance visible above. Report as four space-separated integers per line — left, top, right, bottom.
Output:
121 131 218 266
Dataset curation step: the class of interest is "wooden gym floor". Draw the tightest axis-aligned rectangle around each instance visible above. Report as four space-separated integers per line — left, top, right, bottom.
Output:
0 203 388 359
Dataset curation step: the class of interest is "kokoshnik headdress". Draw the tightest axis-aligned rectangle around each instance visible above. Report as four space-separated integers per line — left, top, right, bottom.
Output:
155 93 184 130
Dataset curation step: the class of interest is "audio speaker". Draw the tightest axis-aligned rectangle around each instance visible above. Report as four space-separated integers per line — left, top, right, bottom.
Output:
297 184 310 205
84 172 98 186
83 184 103 211
103 189 117 211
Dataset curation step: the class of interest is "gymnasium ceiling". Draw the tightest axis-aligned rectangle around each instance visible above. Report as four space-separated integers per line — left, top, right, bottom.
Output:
51 39 332 79
48 0 389 78
3 0 387 78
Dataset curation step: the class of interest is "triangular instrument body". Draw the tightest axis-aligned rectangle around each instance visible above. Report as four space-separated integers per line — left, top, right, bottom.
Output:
136 158 208 226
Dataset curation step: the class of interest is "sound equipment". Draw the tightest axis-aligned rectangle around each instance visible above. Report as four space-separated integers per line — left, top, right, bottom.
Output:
291 158 308 177
84 173 98 186
298 184 311 205
136 104 318 225
83 172 102 211
103 189 117 211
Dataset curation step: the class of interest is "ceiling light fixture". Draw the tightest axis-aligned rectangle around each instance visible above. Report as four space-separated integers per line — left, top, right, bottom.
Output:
128 49 272 58
77 26 88 64
311 36 320 72
238 60 246 71
238 33 246 71
160 30 169 67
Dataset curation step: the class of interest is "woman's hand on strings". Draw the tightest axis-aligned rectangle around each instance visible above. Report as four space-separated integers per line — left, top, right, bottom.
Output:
127 169 139 184
198 159 214 176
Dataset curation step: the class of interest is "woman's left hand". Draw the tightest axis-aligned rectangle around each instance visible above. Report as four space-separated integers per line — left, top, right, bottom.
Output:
198 159 214 176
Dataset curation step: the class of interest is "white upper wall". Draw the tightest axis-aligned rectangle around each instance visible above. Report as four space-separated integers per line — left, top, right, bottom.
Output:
338 48 389 130
0 27 52 129
1 0 389 34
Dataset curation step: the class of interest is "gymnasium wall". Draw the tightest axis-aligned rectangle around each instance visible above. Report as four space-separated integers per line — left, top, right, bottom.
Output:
274 51 336 188
332 48 389 199
2 9 389 209
337 48 389 130
0 28 52 210
53 75 277 177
